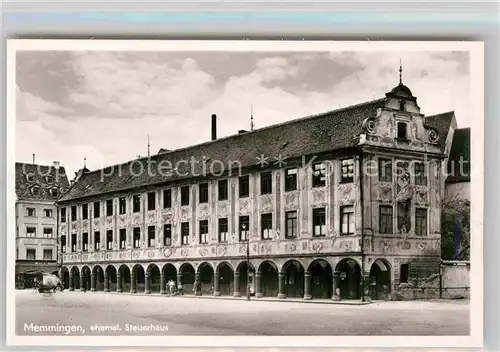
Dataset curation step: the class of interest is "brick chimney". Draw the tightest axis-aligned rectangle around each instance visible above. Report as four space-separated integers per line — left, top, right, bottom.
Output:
211 114 217 141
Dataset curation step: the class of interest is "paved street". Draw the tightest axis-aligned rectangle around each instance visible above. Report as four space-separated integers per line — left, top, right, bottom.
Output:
16 290 469 336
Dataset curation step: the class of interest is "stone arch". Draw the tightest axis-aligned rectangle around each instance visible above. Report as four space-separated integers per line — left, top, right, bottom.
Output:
197 262 214 295
132 264 146 293
61 266 70 290
236 261 256 297
335 258 362 299
70 266 80 290
258 260 279 297
92 265 105 291
217 262 235 296
105 265 118 292
118 264 131 293
162 263 177 283
308 259 333 299
282 260 305 298
179 262 196 294
146 264 161 293
81 266 91 291
369 258 392 300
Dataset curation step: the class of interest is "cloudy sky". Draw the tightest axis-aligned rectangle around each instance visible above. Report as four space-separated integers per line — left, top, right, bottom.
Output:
16 49 470 179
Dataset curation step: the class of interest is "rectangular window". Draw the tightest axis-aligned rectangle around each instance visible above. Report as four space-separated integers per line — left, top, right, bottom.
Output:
397 122 408 139
147 192 156 211
239 175 250 198
71 234 77 252
218 179 228 201
133 227 141 248
239 216 249 241
181 222 190 245
312 162 326 187
379 158 393 182
119 229 126 249
106 230 113 250
340 205 355 235
199 220 209 244
313 208 326 237
26 227 36 238
119 197 126 214
82 232 89 252
61 235 66 253
415 208 428 236
106 199 113 216
148 226 155 247
60 208 66 223
260 171 272 195
44 208 53 218
43 249 52 260
164 224 172 246
26 249 36 261
341 158 355 183
379 205 394 234
199 183 209 203
261 214 273 240
133 195 141 213
285 168 298 191
26 207 36 217
93 202 100 218
94 232 100 251
181 186 190 206
71 205 77 221
400 264 409 283
218 218 228 243
163 189 172 208
414 162 427 186
82 204 88 220
285 211 298 238
43 228 53 238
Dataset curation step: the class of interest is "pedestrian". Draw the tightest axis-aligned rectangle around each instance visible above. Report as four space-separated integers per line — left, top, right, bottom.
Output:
177 282 183 295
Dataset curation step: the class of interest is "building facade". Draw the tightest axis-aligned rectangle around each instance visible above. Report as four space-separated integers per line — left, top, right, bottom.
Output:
15 162 69 288
57 80 463 300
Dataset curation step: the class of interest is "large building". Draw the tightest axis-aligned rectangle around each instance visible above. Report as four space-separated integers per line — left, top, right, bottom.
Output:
15 161 69 288
56 77 468 300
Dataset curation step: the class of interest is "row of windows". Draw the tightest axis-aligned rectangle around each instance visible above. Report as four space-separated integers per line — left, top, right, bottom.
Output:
24 248 53 261
24 227 53 238
27 186 59 197
25 208 53 218
61 160 356 223
378 159 427 185
25 174 55 184
379 206 428 236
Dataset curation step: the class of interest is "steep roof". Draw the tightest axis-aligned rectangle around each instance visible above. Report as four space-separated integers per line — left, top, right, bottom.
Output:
446 128 471 183
425 111 455 152
15 162 70 202
58 98 386 202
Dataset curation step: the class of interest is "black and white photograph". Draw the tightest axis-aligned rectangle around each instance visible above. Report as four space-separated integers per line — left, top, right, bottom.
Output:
6 40 483 347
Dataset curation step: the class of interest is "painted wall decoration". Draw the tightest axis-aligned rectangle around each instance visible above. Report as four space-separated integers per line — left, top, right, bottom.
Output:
396 162 413 234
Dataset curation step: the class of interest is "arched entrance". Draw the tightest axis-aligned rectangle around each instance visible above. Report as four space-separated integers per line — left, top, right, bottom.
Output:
217 262 235 296
70 266 80 290
106 265 118 292
197 263 214 295
369 259 392 300
283 260 305 298
236 261 255 297
61 267 70 290
179 263 195 294
336 258 362 299
147 264 161 293
132 264 145 293
308 259 333 299
258 261 278 297
93 265 105 291
119 265 131 292
81 266 91 291
162 263 177 287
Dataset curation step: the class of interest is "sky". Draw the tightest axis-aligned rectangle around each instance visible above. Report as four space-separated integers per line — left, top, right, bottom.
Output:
15 49 470 179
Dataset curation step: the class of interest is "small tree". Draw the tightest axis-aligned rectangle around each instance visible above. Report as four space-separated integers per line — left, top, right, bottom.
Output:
441 196 470 260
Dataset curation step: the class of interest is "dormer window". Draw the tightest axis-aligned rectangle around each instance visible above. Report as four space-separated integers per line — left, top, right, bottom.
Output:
397 122 408 139
31 186 40 196
50 188 59 197
399 100 406 111
45 175 54 183
26 173 34 182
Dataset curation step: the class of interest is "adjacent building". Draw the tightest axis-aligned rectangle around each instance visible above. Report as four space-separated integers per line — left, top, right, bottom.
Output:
15 161 69 288
56 78 468 300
